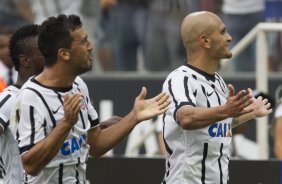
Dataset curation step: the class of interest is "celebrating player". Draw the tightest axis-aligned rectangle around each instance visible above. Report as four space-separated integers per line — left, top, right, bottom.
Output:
161 11 272 184
11 14 170 183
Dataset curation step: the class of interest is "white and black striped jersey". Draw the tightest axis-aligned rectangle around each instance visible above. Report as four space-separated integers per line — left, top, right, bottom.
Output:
0 85 24 184
161 64 232 184
10 76 99 184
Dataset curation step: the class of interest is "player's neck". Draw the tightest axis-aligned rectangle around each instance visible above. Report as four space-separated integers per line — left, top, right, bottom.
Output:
187 56 219 75
35 67 76 88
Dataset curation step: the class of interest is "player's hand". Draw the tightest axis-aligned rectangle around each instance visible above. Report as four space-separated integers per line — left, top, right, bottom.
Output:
63 92 83 126
132 87 170 123
245 88 273 117
223 84 254 117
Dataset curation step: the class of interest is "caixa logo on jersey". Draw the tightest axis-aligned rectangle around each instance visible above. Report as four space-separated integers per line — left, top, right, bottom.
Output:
60 134 87 156
208 123 232 137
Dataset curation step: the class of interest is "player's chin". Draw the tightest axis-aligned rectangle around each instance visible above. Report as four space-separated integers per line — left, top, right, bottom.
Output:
224 52 232 59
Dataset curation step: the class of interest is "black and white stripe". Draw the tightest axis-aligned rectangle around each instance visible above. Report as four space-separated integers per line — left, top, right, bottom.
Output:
11 76 99 183
162 64 232 184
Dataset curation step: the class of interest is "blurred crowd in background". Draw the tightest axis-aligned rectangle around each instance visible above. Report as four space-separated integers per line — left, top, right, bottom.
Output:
0 0 282 88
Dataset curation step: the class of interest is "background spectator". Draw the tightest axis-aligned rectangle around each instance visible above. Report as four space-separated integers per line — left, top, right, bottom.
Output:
105 0 150 71
0 28 17 86
222 0 265 72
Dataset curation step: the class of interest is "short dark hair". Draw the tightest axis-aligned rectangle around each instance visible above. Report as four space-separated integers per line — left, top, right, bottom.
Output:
38 14 82 66
9 24 39 71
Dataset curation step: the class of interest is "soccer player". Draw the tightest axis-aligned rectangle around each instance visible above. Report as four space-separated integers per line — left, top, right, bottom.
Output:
161 11 272 184
11 14 170 183
0 24 44 183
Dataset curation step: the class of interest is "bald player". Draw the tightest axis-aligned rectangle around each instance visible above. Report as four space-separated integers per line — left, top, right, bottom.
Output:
160 11 272 184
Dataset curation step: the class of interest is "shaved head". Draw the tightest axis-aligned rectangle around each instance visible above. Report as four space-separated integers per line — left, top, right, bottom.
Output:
181 11 222 52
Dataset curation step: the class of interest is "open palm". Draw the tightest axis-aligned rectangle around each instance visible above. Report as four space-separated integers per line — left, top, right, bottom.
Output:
133 87 170 122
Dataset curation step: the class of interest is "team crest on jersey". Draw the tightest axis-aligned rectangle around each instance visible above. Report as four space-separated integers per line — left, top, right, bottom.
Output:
80 97 87 110
208 122 232 137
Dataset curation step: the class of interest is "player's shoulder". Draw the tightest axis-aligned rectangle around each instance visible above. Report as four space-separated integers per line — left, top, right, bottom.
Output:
73 76 89 95
165 65 196 82
0 85 21 103
74 76 87 87
214 72 224 81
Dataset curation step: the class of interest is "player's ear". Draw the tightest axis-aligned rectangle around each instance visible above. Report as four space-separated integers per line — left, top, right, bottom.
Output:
18 54 30 68
199 35 211 48
58 48 70 60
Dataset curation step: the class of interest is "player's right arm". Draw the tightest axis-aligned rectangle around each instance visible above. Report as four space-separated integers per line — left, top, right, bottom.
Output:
19 92 82 176
177 87 253 130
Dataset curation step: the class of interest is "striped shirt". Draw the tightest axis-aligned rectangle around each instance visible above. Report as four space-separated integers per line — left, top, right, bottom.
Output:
10 76 99 184
161 64 232 184
0 85 24 184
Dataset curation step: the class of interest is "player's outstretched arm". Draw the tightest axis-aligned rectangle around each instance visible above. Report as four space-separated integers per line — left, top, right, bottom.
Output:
21 92 82 176
177 84 254 130
231 88 272 128
87 87 170 157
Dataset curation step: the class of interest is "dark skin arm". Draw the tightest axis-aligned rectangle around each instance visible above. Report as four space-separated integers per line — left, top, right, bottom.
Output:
99 116 122 129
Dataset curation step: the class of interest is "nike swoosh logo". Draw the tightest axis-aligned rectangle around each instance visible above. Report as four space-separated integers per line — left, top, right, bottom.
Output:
52 106 61 114
207 91 214 96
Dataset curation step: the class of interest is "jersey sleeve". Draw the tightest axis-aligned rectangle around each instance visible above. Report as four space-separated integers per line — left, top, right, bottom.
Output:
164 74 197 122
0 111 9 132
76 77 99 128
86 96 99 128
0 93 15 131
16 93 46 155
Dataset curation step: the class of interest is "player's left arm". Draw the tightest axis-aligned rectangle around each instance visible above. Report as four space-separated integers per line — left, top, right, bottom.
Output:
231 88 272 128
99 116 122 129
87 87 170 157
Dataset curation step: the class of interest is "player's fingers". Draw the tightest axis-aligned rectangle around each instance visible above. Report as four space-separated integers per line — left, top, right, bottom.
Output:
157 93 169 105
73 98 82 113
157 107 169 115
238 98 253 110
136 87 147 100
64 93 70 105
159 100 171 110
247 88 253 97
67 93 82 109
265 102 271 109
257 96 263 101
227 84 235 97
72 95 82 110
153 92 166 103
262 98 269 105
236 90 248 100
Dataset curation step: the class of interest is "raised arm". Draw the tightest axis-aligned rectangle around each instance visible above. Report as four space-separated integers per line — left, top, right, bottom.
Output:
21 92 82 176
177 84 254 130
87 87 170 157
